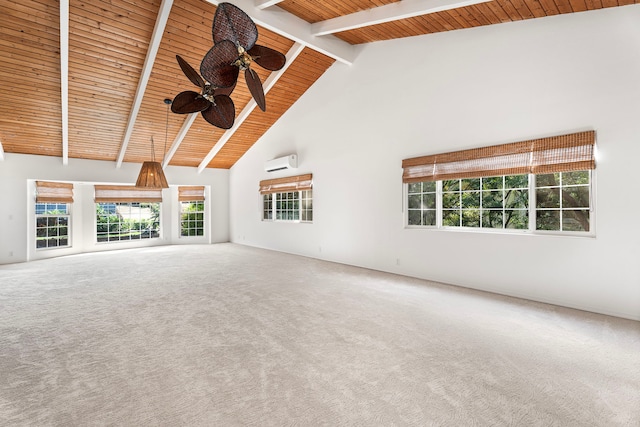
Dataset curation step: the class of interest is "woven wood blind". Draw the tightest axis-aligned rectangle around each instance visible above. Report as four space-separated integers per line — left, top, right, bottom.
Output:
402 131 595 183
94 185 163 203
178 186 205 201
259 174 313 195
35 181 74 203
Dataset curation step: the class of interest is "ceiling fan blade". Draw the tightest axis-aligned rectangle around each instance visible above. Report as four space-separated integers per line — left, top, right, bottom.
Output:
201 95 235 129
212 2 258 50
171 91 209 114
200 40 240 88
176 55 205 89
214 80 236 97
245 68 266 112
248 45 286 71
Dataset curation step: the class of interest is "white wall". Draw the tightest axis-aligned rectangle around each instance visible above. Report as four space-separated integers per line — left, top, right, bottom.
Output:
0 154 229 264
229 6 640 320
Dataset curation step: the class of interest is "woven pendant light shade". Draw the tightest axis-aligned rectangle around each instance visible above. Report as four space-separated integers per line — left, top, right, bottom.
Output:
136 161 169 188
136 99 172 189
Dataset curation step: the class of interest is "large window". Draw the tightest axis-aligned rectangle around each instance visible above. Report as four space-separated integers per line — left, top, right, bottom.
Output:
262 190 313 222
441 175 529 230
94 185 163 243
403 131 595 235
96 202 160 242
260 174 313 223
35 203 71 249
407 171 592 233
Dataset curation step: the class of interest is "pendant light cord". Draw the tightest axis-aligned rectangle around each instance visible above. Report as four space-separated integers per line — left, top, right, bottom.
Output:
162 99 172 166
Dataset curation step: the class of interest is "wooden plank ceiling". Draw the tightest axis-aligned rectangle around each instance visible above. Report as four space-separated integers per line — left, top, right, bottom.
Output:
0 0 637 170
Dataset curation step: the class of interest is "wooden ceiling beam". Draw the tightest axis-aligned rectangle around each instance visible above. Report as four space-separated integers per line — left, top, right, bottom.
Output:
310 0 494 36
203 0 355 65
255 0 284 10
115 0 174 169
60 0 69 165
197 42 305 173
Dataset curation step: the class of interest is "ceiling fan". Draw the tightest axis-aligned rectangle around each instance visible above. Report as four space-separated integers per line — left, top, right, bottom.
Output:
171 54 236 129
200 2 287 113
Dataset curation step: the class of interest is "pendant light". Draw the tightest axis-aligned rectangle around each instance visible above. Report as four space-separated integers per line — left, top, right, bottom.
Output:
136 99 172 188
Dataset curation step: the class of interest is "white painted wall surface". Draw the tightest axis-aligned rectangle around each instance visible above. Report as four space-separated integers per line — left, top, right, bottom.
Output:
229 5 640 320
0 154 229 264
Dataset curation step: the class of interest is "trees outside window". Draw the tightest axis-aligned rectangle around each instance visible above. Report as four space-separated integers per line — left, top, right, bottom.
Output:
35 203 70 249
96 202 160 242
180 201 205 237
535 171 590 232
407 171 592 234
262 190 312 222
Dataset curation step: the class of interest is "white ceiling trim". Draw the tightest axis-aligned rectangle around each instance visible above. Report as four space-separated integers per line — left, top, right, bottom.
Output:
203 0 355 65
115 0 174 169
162 113 198 169
311 0 493 36
198 42 305 173
255 0 284 9
60 0 69 165
0 141 5 161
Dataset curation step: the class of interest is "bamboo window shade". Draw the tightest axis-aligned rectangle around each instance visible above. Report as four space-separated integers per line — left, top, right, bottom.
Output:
94 185 163 203
402 131 596 183
35 181 74 203
259 174 313 195
178 186 205 202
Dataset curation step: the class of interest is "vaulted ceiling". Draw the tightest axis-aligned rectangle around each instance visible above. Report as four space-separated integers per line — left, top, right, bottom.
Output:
1 0 636 170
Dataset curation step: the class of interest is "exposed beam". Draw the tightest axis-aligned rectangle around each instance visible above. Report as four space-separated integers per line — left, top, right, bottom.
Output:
115 0 174 168
255 0 284 9
162 113 199 169
311 0 493 36
198 43 305 173
60 0 69 165
203 0 355 65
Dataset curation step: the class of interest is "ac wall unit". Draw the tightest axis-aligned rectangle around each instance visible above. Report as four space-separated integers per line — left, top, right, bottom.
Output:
264 154 297 172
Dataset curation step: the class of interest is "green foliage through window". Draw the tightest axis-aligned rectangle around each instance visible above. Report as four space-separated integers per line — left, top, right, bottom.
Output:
407 171 591 234
181 201 205 237
96 202 160 242
35 203 70 249
263 190 312 222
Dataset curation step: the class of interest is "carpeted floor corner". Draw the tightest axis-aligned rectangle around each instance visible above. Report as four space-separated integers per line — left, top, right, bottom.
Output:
1 243 639 426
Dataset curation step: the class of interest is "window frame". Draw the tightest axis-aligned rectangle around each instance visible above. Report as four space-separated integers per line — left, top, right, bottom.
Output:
404 170 595 237
95 202 162 243
179 200 206 237
262 189 313 223
35 203 72 250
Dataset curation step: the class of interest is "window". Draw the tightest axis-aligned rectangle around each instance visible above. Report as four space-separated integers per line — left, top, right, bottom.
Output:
403 131 595 235
262 190 313 222
96 202 160 242
35 203 70 249
180 201 205 236
442 175 529 230
35 181 74 250
263 194 273 220
178 186 206 237
536 171 591 232
94 185 163 243
260 174 313 223
407 181 436 226
300 190 313 222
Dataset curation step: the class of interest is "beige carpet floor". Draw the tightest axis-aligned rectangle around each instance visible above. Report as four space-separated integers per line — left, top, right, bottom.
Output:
0 243 638 426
